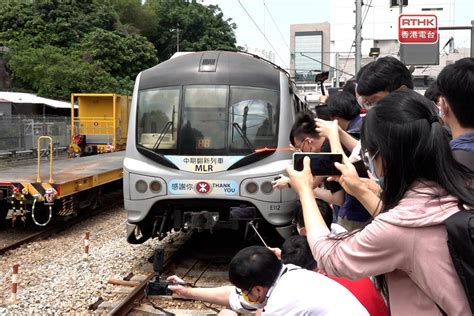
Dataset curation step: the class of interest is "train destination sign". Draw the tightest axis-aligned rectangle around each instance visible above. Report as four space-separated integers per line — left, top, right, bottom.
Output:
165 155 244 173
398 14 438 44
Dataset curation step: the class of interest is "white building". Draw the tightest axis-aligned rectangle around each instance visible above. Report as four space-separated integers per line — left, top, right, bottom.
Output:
243 45 276 63
329 0 465 83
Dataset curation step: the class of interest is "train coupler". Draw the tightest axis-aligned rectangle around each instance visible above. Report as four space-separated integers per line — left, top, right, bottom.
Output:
183 211 219 233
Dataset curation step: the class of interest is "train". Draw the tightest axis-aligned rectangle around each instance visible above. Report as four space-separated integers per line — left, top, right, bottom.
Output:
123 50 307 243
0 94 129 227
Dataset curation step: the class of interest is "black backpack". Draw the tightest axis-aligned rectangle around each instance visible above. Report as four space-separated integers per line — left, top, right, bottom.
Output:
445 203 474 313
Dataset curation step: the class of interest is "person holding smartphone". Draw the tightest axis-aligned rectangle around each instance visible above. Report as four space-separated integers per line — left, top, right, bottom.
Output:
287 90 473 315
272 111 346 225
272 111 328 190
316 91 373 230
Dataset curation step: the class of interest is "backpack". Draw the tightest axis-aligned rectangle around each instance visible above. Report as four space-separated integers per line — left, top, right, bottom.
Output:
445 203 474 313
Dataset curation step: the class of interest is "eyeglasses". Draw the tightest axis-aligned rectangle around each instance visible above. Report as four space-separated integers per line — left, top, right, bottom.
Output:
360 148 379 168
357 95 376 109
356 88 389 109
293 137 310 152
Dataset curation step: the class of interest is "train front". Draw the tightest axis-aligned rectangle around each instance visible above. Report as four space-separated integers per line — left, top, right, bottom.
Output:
124 51 298 243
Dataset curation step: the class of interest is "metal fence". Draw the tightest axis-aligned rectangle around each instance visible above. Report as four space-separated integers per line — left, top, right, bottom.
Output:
0 115 70 153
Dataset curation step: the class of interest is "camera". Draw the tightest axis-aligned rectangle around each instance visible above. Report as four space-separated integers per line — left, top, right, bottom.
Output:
147 276 173 296
146 247 173 296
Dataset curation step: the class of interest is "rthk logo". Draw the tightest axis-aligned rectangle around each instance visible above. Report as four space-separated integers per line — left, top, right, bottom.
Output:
399 14 438 44
195 181 211 194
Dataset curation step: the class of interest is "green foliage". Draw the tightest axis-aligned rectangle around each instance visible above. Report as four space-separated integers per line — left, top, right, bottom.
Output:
76 28 158 79
7 43 122 98
143 0 237 61
0 0 117 47
1 0 237 99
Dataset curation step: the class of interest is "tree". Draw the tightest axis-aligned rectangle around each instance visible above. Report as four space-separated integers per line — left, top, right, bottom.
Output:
7 43 120 98
2 1 157 98
143 0 237 61
0 0 237 98
7 28 158 99
0 0 117 48
76 28 158 80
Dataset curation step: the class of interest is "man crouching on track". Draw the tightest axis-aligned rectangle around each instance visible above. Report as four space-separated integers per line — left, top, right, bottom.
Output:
167 245 368 315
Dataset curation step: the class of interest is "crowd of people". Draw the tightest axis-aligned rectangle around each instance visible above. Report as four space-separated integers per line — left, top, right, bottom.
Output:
165 56 474 315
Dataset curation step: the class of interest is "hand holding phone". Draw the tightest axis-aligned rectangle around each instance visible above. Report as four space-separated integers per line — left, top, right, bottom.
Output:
293 153 343 176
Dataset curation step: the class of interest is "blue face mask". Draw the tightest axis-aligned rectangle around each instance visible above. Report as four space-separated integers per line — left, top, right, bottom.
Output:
365 150 384 188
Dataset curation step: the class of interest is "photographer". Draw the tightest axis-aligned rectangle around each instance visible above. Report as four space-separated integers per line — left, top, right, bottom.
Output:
280 235 388 316
436 57 474 171
167 245 368 315
287 90 473 315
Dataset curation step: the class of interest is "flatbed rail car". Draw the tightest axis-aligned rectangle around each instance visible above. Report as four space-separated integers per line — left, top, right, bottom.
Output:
124 50 307 244
0 150 124 226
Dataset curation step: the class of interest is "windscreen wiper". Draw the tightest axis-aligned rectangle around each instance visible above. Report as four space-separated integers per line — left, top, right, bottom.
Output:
232 122 255 152
153 121 173 150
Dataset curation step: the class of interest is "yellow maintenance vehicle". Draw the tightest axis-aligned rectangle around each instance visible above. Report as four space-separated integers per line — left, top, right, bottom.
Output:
69 93 131 157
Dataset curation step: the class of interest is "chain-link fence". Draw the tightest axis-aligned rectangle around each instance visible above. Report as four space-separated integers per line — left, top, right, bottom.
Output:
0 115 70 153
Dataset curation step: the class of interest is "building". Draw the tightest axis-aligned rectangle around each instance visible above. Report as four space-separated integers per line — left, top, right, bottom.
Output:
0 92 73 117
290 22 330 83
329 0 463 83
242 45 276 63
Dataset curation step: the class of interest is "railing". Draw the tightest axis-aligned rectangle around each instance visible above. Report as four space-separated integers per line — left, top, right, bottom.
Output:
36 136 54 184
72 117 115 146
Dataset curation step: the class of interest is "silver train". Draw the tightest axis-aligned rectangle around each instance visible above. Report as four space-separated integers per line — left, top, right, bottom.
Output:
124 51 306 243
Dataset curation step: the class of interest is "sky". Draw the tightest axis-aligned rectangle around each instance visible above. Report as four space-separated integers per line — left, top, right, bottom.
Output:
215 0 473 69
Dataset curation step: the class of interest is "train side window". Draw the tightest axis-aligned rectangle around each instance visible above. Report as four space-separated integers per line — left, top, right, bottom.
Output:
292 94 304 113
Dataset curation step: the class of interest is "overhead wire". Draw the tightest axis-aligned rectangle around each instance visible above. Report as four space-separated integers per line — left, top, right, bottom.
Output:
299 53 355 77
263 0 291 53
238 0 288 68
341 0 374 75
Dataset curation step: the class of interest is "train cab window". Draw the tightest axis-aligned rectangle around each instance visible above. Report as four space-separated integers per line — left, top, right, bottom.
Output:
137 87 180 150
181 85 228 154
229 87 279 153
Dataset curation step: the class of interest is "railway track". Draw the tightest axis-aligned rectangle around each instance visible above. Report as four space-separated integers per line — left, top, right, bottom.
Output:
103 231 245 315
0 189 123 255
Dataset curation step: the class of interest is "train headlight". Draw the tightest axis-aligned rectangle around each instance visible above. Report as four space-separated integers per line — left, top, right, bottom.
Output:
260 181 274 194
245 182 258 194
135 180 148 193
150 181 162 193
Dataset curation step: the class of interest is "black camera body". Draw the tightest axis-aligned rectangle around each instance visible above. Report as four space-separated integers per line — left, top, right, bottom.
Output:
147 275 173 296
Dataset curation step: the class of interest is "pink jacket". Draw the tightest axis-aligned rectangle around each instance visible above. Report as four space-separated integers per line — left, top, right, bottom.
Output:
308 181 470 315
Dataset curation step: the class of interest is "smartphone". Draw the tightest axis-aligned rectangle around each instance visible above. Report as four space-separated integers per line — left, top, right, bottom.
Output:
293 153 343 176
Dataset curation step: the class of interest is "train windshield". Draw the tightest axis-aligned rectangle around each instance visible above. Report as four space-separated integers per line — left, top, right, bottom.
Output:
137 85 279 155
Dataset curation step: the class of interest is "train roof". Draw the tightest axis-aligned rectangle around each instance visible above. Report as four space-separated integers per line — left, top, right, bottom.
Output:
139 51 284 91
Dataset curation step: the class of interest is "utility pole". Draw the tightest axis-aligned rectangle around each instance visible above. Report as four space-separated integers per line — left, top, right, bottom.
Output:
355 0 362 74
471 20 474 58
176 23 180 53
335 52 340 87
